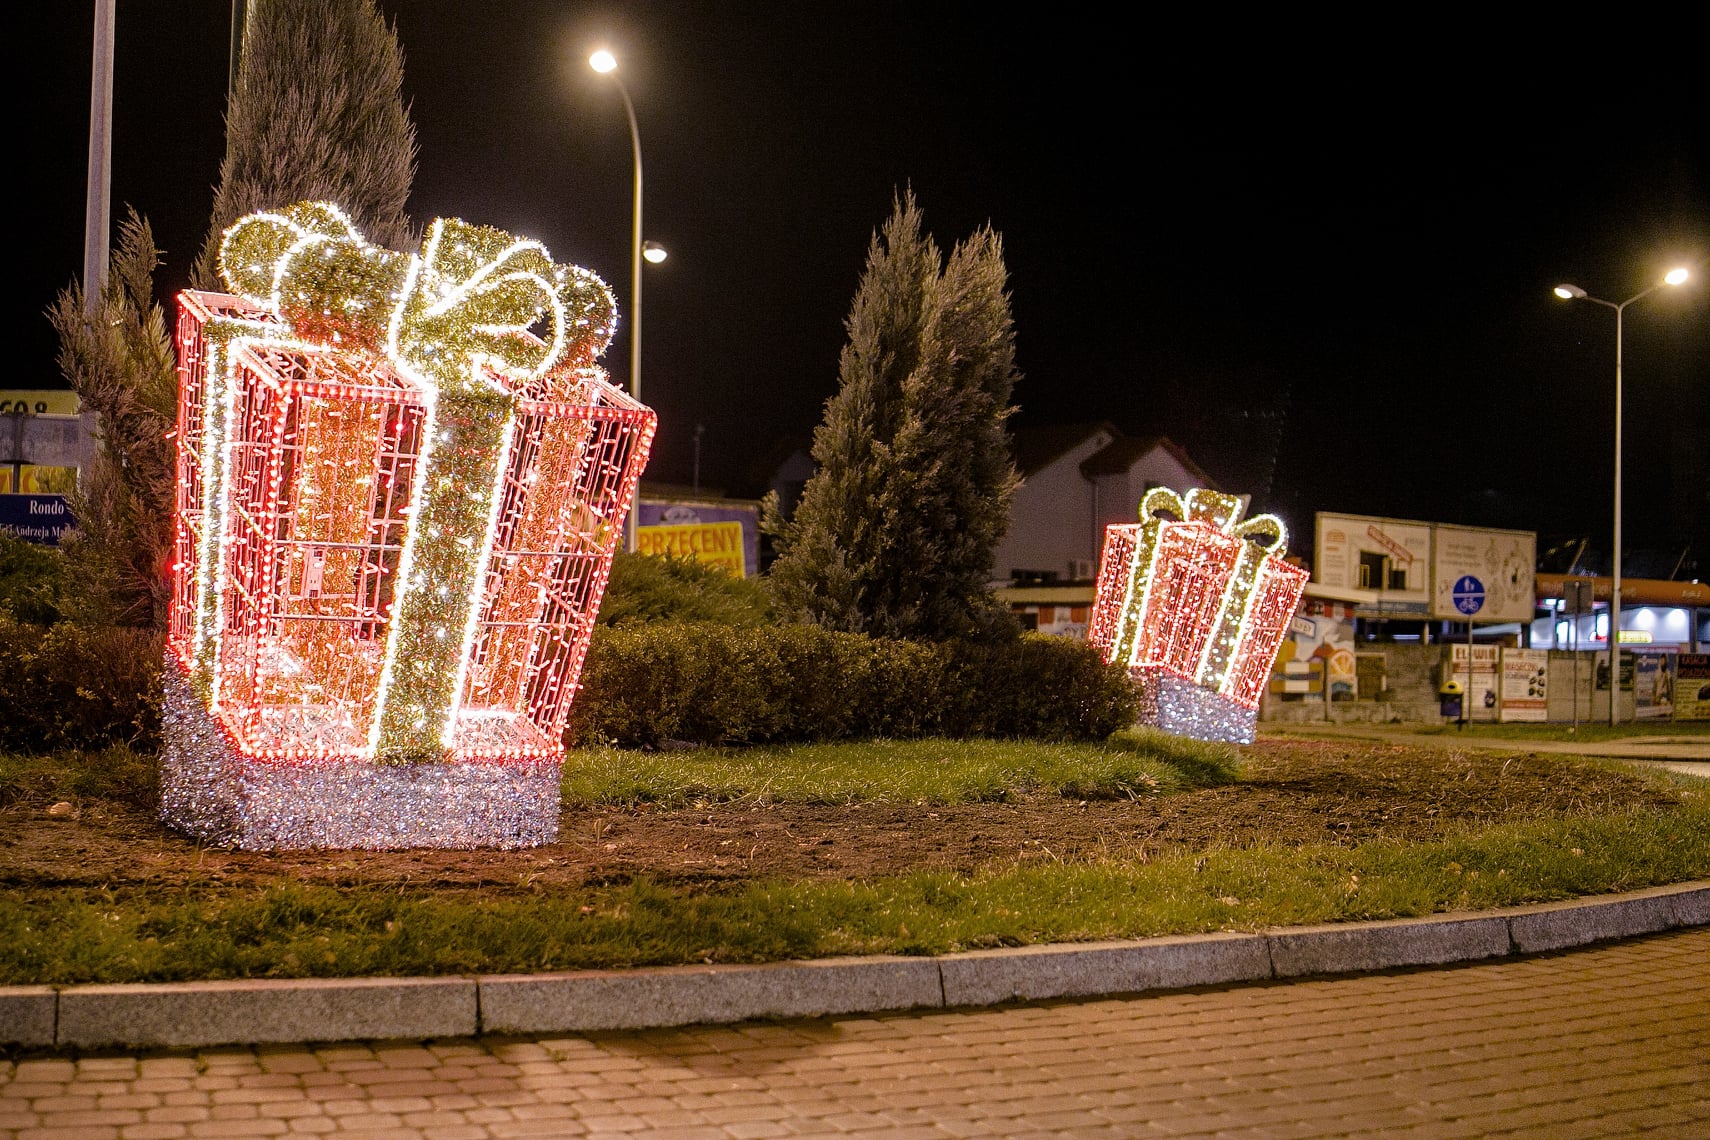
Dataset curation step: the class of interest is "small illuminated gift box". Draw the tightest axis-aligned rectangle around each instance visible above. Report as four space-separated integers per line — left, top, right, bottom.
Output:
161 202 655 849
1088 487 1308 743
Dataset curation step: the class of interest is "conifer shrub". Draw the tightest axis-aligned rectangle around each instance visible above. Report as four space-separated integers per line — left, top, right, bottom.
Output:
596 551 773 628
566 624 1135 748
0 616 163 752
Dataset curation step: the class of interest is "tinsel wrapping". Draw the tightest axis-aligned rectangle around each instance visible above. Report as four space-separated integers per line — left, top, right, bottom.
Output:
160 656 561 849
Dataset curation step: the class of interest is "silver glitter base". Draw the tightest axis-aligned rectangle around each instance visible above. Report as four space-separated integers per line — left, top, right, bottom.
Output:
159 657 560 850
1134 670 1258 744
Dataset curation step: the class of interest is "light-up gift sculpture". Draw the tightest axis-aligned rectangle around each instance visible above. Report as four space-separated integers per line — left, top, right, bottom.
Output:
160 202 655 849
1087 487 1308 744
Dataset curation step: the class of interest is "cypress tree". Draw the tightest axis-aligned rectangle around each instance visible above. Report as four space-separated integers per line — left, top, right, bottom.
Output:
766 191 1020 641
192 0 417 286
47 210 179 626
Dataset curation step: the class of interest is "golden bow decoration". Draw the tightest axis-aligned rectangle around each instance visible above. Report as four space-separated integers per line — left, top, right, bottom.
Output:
1138 486 1288 553
219 201 616 395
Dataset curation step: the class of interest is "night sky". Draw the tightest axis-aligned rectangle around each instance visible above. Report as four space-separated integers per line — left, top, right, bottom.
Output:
22 4 1710 572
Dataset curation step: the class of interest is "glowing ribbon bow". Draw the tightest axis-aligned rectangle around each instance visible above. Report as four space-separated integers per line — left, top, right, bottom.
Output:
1108 487 1290 691
219 202 617 763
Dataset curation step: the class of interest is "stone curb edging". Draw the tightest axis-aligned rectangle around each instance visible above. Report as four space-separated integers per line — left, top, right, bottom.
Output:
4 881 1706 1051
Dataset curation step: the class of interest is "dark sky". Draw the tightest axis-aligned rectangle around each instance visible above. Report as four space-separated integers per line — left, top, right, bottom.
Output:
22 4 1710 572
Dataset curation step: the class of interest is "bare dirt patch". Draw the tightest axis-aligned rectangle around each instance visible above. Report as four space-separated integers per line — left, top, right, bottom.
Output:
0 740 1679 895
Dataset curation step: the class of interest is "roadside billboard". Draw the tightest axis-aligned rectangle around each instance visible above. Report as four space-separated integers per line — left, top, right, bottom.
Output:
1314 514 1431 615
1430 524 1535 623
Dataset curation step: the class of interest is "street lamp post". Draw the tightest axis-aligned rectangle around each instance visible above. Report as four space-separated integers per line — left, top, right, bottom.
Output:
1553 266 1690 725
590 48 646 552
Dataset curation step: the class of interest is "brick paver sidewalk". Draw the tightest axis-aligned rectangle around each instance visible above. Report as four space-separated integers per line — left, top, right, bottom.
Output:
5 927 1707 1139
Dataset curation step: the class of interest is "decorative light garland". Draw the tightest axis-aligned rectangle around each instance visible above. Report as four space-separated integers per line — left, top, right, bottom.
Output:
1088 487 1308 743
162 201 654 849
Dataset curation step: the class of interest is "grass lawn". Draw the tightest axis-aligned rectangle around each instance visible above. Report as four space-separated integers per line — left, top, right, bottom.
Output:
3 733 1707 985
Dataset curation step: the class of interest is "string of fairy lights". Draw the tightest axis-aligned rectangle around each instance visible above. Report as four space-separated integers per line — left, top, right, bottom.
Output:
1088 486 1309 743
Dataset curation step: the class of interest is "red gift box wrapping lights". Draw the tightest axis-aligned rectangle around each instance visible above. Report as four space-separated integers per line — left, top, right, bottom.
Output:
160 203 654 849
1088 487 1308 743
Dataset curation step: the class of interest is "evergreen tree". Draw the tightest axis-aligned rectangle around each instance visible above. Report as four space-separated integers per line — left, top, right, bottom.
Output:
766 191 1020 641
192 0 417 286
47 210 179 626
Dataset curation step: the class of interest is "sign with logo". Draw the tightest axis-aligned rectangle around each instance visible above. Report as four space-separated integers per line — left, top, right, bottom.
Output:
0 390 80 416
635 498 760 577
0 494 75 544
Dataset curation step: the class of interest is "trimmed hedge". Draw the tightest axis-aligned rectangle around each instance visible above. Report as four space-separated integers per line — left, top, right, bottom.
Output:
566 623 1136 747
0 617 163 752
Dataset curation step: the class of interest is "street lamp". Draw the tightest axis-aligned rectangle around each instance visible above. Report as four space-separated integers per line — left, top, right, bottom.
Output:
589 48 647 551
1553 266 1691 724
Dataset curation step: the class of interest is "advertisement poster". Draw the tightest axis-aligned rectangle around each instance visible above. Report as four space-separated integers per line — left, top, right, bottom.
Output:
1499 647 1549 722
1430 525 1536 623
1314 514 1431 615
1595 649 1636 692
1448 644 1500 720
1270 599 1357 699
1633 654 1674 719
635 498 759 577
1675 654 1710 722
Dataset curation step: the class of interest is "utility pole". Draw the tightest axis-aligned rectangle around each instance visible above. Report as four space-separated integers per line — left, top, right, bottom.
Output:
83 0 115 315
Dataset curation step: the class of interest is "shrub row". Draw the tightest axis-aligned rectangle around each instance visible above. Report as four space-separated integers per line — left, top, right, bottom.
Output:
0 616 163 753
566 623 1137 747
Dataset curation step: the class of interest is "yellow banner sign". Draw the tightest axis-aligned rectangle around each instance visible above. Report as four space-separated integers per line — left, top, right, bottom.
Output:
636 521 747 576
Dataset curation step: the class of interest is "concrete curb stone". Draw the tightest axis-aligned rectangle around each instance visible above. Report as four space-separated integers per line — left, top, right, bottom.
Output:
6 880 1706 1051
1506 885 1683 954
939 932 1271 1007
1268 913 1511 978
0 986 55 1049
54 976 477 1050
1666 882 1710 926
480 955 943 1034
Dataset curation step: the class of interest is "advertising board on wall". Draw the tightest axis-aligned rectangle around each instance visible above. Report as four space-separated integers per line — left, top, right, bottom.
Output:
1448 643 1500 721
1676 654 1710 722
1314 514 1431 615
1633 653 1674 719
1270 598 1358 700
1499 647 1549 722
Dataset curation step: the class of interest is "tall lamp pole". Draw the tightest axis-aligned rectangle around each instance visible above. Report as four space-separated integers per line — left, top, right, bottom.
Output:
590 48 646 552
1553 266 1690 725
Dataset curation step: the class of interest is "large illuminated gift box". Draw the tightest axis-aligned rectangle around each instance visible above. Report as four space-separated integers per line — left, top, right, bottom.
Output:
1087 487 1308 743
161 202 654 849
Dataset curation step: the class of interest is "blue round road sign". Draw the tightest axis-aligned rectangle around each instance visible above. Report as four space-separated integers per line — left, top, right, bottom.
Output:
1452 575 1485 616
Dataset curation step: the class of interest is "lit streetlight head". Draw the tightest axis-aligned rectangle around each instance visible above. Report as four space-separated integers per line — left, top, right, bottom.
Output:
1554 284 1587 300
1664 267 1690 286
642 240 667 264
589 49 617 73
